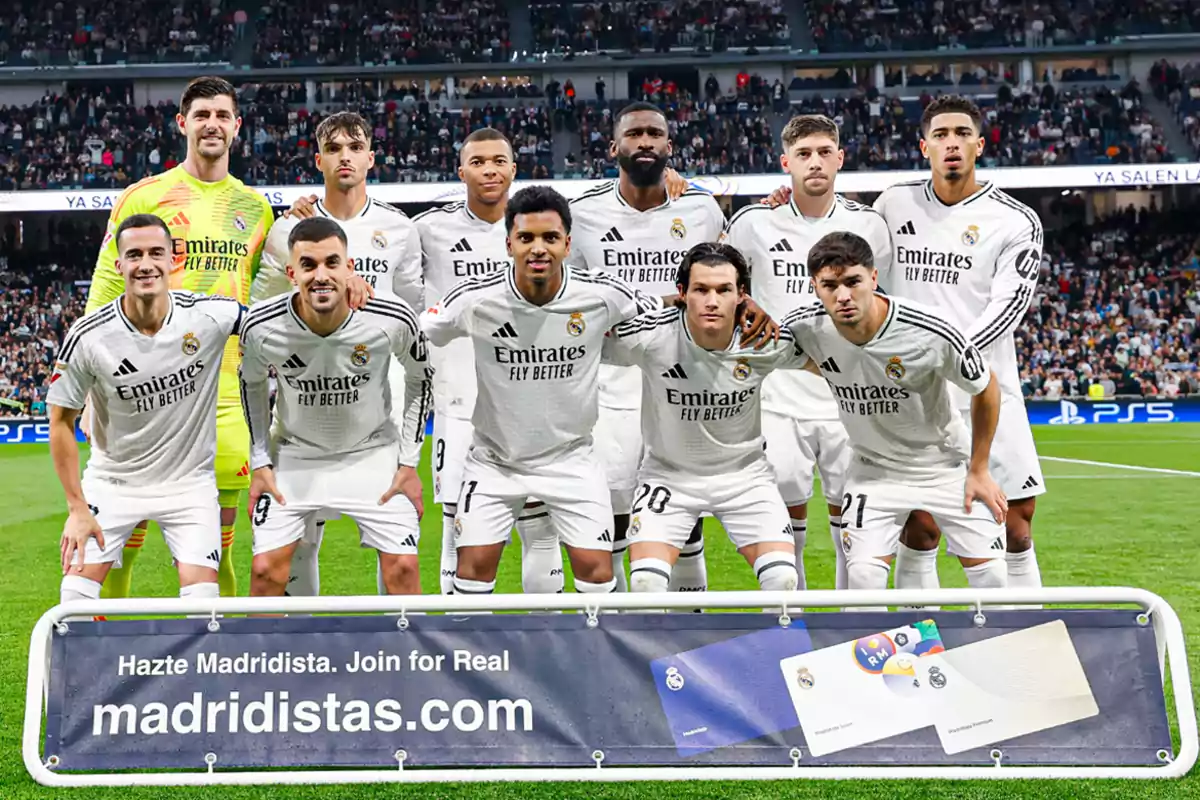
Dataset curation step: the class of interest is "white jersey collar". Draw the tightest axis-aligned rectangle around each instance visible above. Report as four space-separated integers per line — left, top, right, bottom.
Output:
116 291 175 334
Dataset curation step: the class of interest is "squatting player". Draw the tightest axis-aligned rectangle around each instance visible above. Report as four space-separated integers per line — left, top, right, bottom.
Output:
419 186 663 598
239 217 433 596
567 101 727 593
603 242 807 594
782 232 1009 602
84 76 274 598
50 214 245 604
250 110 424 598
872 95 1045 596
723 114 892 590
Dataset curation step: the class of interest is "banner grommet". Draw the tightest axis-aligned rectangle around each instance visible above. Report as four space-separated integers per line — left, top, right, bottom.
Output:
204 752 217 774
394 749 408 770
591 749 605 768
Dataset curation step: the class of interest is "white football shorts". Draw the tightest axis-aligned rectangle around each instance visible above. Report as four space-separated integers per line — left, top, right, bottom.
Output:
762 411 852 507
594 403 644 515
80 476 221 570
432 413 473 505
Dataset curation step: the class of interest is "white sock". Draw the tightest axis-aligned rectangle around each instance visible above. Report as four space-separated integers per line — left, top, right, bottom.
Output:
179 582 219 599
754 552 799 592
846 556 890 593
60 574 102 604
829 514 848 590
287 523 323 597
439 503 458 594
452 576 495 595
575 576 618 594
964 559 1008 606
1006 545 1043 609
629 558 672 593
517 504 563 593
669 521 707 592
894 542 941 609
611 548 629 592
790 518 807 590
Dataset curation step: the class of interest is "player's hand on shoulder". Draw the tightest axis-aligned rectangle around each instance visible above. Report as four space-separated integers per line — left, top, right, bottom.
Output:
738 296 780 350
380 465 423 519
60 505 103 575
964 468 1007 524
761 185 791 208
347 274 375 309
282 194 319 220
248 466 286 524
664 168 689 200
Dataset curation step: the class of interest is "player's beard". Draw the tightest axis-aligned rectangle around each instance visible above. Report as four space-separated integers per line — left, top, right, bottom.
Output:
618 151 668 188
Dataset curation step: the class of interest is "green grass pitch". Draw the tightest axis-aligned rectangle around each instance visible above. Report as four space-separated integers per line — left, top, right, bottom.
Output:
1 423 1197 798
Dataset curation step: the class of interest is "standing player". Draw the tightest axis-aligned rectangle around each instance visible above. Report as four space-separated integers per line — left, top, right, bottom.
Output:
872 96 1044 596
722 114 892 590
782 232 1009 600
604 243 807 594
566 102 727 593
84 76 274 599
239 218 432 596
249 111 424 597
50 214 244 604
419 186 662 598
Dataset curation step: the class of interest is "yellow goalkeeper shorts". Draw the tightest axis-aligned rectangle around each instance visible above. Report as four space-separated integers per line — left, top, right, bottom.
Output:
215 401 251 493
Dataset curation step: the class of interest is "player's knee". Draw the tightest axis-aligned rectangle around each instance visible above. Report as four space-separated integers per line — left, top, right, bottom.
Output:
569 552 613 584
963 557 1007 590
629 558 671 593
754 552 798 592
379 555 420 594
250 552 289 591
1005 499 1035 552
846 557 890 591
901 511 941 550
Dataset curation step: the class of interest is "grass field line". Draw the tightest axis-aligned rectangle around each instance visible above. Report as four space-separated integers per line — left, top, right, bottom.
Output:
1047 474 1200 479
1040 455 1200 477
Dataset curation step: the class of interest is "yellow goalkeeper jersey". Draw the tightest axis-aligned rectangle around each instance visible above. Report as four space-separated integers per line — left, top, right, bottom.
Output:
86 166 275 405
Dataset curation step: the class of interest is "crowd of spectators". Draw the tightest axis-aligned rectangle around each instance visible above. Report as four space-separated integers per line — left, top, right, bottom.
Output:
1153 60 1200 161
1018 204 1200 400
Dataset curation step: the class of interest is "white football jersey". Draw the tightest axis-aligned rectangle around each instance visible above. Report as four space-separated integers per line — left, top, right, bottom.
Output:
47 291 243 488
566 182 726 409
723 194 893 421
413 201 511 420
603 307 809 476
419 265 660 468
251 197 424 312
239 294 432 468
873 180 1042 404
782 296 991 484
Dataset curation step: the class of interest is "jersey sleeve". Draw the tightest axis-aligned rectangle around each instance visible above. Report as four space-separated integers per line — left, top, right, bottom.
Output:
249 215 293 303
938 331 992 397
247 193 275 285
391 223 426 311
602 314 653 368
867 213 894 290
600 274 663 327
237 324 274 469
87 184 151 313
46 323 97 410
703 195 726 240
199 294 247 338
720 212 748 260
769 328 811 371
966 211 1042 351
390 317 434 468
418 283 474 347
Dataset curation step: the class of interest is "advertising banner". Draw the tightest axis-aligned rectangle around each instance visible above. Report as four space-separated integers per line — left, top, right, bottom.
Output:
1026 397 1200 425
44 610 1170 771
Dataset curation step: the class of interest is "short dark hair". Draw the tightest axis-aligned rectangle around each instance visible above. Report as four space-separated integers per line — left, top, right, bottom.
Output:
180 76 238 118
806 231 875 277
615 101 667 130
676 242 751 292
505 185 571 235
315 111 371 149
460 127 513 162
781 114 840 149
288 217 348 253
115 213 172 252
920 94 983 138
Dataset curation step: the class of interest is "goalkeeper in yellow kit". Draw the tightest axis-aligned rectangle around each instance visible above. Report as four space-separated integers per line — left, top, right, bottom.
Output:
84 76 274 598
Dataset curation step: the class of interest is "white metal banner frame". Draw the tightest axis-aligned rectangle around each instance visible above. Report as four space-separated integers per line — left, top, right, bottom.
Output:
23 587 1198 787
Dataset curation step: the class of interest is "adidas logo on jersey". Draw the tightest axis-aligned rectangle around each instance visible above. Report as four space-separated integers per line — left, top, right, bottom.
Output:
896 220 917 236
768 239 794 253
282 354 307 370
819 357 841 373
600 227 624 243
492 322 518 339
450 238 473 253
661 363 689 379
1022 475 1040 490
112 358 138 377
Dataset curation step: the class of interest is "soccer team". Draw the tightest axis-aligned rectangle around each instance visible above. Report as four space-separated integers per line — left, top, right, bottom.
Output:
48 76 1047 607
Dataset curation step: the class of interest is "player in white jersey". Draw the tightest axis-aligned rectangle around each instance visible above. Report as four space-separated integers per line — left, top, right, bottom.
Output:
722 114 892 591
872 95 1045 597
604 242 808 594
781 231 1009 602
420 186 662 598
239 217 432 596
566 101 728 594
49 214 243 604
413 128 563 596
250 112 424 597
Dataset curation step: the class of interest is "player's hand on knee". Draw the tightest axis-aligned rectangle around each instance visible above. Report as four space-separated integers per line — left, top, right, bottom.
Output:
381 465 424 519
663 168 689 200
283 194 318 219
964 468 1007 524
346 274 375 310
738 296 779 349
60 506 103 575
761 185 791 208
248 466 286 521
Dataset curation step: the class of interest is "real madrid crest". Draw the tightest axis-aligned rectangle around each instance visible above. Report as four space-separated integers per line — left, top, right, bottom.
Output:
454 516 463 539
351 344 370 366
885 356 905 381
567 312 585 337
630 515 641 536
732 358 751 381
664 666 685 691
961 224 980 247
841 528 852 554
928 666 947 689
372 230 387 250
796 667 815 690
233 213 246 232
670 217 687 240
181 332 200 355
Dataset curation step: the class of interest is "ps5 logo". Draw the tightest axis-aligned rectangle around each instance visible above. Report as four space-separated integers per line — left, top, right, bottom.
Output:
1049 400 1176 425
